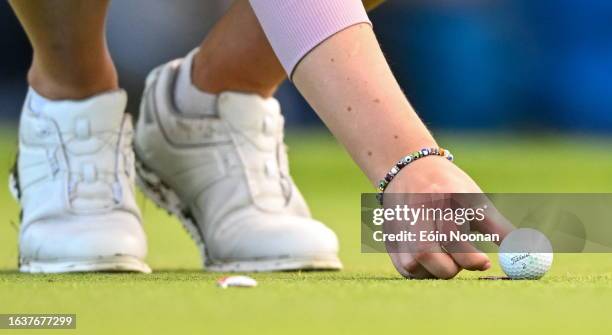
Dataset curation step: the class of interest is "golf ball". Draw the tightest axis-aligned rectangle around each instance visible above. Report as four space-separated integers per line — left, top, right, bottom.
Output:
499 228 553 279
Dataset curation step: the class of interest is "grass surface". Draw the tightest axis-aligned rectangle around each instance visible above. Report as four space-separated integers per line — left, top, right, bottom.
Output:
1 129 611 334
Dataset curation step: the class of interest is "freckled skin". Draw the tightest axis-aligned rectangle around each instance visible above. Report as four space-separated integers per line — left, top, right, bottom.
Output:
294 25 437 180
293 24 505 279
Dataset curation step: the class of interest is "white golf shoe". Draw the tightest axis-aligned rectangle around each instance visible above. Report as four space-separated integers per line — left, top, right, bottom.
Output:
10 89 151 273
135 59 342 272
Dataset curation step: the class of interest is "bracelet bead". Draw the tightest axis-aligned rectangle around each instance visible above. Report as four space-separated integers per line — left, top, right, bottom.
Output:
376 147 454 205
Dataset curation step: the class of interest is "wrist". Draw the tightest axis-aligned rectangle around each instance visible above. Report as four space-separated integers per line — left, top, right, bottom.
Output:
385 156 456 192
365 137 438 184
376 147 454 203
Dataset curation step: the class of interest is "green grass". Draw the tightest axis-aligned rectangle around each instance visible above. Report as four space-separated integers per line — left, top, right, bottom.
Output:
1 128 612 335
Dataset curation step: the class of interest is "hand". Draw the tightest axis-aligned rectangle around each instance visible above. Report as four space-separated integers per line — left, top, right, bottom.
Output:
383 157 513 279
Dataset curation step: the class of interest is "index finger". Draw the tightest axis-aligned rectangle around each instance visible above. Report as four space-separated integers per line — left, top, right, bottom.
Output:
452 193 515 245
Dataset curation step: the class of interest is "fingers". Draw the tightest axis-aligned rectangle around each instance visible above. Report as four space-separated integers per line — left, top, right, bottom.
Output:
389 253 436 279
452 193 516 245
437 207 491 271
419 195 490 272
385 194 506 279
440 229 491 271
413 251 461 279
470 197 515 245
448 249 491 271
389 248 461 280
408 265 437 279
392 250 489 278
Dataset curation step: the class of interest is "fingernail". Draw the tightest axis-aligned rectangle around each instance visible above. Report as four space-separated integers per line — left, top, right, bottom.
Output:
482 261 491 270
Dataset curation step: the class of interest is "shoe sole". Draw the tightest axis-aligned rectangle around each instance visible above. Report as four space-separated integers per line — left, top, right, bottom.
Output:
134 158 342 272
20 255 152 274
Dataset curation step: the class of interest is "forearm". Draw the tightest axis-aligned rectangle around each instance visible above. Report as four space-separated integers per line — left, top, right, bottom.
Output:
293 24 437 184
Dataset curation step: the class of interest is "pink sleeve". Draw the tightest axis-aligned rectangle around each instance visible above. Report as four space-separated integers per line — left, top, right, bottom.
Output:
249 0 371 78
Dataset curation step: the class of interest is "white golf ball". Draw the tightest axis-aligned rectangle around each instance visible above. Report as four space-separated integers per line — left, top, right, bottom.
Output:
499 228 553 279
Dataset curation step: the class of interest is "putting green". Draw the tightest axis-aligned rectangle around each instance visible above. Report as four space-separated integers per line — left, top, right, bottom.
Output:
1 129 611 335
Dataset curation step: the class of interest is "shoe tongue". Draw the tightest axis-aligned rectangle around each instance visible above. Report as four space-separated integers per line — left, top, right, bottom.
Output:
217 92 282 133
30 89 127 133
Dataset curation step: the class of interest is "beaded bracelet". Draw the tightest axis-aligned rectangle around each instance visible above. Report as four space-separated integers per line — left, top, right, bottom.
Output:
376 147 454 205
